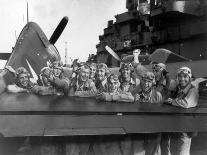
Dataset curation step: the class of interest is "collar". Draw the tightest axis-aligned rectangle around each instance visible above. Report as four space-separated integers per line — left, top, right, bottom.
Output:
178 83 192 94
101 78 107 86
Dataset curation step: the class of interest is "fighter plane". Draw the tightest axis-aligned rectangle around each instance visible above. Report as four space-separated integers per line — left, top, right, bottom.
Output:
105 45 207 91
105 45 207 78
0 16 68 93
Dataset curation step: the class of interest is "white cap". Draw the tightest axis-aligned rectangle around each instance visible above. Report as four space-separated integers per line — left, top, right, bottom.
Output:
177 67 192 78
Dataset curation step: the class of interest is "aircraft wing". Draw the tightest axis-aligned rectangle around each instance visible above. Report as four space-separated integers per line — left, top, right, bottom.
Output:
0 92 207 137
149 48 191 63
0 53 11 60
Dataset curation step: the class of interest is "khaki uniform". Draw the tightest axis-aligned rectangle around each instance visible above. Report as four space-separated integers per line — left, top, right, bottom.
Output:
169 83 198 155
171 83 198 108
50 76 70 95
133 86 163 104
95 78 108 93
133 77 163 155
119 75 140 92
69 77 97 97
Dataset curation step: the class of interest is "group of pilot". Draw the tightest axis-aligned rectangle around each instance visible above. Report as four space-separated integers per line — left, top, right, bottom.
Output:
3 52 198 155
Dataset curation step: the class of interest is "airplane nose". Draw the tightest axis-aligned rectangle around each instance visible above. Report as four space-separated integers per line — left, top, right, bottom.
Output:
46 44 61 62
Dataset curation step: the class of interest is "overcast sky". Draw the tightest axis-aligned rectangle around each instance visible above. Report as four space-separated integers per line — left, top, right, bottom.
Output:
0 0 126 67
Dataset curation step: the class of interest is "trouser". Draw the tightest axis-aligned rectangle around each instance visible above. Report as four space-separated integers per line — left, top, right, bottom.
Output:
170 132 191 155
160 133 171 155
145 133 161 155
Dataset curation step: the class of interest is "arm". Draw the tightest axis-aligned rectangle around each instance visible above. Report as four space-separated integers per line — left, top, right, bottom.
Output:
30 85 57 95
7 84 28 93
171 88 199 108
51 77 70 94
97 92 134 102
153 91 163 104
134 63 149 78
112 92 134 102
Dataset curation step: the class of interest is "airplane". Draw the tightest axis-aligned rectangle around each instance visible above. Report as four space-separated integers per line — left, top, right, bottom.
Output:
0 16 68 93
105 45 207 90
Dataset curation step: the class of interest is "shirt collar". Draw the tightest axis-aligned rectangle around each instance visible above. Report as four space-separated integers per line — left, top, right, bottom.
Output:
178 83 192 94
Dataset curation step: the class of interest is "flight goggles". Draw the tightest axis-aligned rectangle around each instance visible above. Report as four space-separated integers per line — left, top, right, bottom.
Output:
177 67 192 78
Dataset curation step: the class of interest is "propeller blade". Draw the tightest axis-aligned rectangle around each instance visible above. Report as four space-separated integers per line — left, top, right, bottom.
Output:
105 46 121 62
49 16 69 44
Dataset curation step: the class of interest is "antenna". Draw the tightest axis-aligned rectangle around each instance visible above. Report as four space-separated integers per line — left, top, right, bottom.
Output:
14 30 17 41
65 42 68 64
27 1 29 23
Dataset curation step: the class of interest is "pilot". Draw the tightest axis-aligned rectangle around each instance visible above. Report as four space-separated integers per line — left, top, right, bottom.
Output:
95 63 110 92
48 60 70 95
132 71 162 155
96 74 134 102
7 67 36 93
152 62 174 99
70 59 84 79
133 71 163 104
88 62 96 81
39 67 53 87
165 66 199 155
34 67 58 95
118 62 140 92
68 64 97 97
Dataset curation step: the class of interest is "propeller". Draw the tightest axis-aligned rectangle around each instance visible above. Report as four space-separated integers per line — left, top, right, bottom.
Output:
49 16 69 44
105 45 140 63
105 46 121 62
105 45 149 76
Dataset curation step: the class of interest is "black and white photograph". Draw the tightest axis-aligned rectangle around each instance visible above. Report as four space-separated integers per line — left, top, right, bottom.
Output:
0 0 207 154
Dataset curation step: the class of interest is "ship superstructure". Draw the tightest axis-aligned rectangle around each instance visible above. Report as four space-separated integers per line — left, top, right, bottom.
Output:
95 0 207 67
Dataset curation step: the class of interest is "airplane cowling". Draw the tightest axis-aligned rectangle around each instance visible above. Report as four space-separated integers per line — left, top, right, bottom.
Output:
6 22 60 78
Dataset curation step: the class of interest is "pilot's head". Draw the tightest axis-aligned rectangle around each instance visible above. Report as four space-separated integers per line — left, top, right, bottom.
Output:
96 63 110 81
107 74 120 93
89 63 97 79
152 62 167 80
16 67 30 88
119 62 134 78
78 64 90 82
141 72 155 92
40 67 53 86
50 60 63 77
177 66 192 88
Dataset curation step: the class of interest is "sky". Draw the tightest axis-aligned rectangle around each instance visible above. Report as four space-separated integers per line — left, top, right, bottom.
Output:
0 0 127 67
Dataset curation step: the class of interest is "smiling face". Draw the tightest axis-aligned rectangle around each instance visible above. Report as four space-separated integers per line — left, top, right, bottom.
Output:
108 80 119 93
107 74 120 93
177 73 191 88
96 68 106 81
141 78 153 92
79 68 90 82
53 67 62 77
121 68 131 79
18 73 29 88
90 66 96 79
